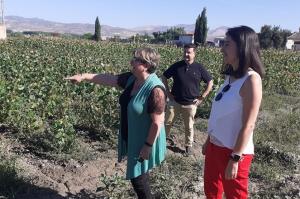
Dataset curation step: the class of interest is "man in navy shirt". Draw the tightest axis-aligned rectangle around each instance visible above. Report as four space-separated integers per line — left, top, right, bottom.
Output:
162 44 213 155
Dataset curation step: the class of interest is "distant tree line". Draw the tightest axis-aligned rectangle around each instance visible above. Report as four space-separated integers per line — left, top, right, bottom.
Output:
7 14 293 50
98 27 184 44
6 29 83 39
258 25 292 49
128 7 208 45
151 27 185 43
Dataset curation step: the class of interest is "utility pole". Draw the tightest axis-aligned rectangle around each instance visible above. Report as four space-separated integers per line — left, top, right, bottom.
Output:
0 0 6 39
1 0 4 24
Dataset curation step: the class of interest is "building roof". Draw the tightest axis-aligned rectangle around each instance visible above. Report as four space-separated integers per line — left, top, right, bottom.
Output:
287 32 300 41
180 33 194 36
214 36 225 39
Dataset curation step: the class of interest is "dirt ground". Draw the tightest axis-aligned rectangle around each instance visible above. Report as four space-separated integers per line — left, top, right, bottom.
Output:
0 119 209 199
1 118 298 199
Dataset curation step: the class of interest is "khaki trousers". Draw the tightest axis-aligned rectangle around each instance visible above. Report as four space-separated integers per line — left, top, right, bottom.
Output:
165 100 197 147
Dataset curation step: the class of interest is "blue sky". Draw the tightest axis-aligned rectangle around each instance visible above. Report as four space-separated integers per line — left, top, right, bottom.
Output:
4 0 300 32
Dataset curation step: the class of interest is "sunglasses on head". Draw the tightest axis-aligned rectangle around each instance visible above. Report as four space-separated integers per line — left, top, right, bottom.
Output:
215 84 231 101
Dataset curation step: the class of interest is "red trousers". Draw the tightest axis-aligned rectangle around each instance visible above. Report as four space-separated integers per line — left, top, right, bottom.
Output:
204 142 253 199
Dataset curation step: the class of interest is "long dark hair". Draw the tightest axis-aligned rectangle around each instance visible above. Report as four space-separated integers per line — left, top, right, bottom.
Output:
222 26 265 78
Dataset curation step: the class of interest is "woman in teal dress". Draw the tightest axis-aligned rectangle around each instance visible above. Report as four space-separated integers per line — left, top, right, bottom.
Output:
65 47 166 199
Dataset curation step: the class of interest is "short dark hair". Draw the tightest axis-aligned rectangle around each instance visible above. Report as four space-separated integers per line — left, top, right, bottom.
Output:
222 26 265 78
184 43 197 49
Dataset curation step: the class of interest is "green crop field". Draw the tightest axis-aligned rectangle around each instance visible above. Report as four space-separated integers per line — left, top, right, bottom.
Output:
0 37 299 198
0 37 299 152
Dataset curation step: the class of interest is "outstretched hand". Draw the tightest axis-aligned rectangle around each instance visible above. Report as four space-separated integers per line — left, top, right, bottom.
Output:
64 74 84 84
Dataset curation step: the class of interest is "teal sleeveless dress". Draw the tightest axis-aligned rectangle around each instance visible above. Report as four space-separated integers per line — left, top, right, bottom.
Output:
118 73 167 179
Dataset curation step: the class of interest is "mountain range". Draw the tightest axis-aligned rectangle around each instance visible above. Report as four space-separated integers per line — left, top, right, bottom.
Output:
5 16 227 41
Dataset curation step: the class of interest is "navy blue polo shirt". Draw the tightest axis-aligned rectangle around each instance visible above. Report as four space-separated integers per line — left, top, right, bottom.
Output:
163 60 212 105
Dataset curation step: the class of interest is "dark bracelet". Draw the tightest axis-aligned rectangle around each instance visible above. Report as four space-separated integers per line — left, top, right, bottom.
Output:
198 95 204 100
145 141 153 147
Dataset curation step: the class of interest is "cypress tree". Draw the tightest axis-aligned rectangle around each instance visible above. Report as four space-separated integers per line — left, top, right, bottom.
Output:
194 14 201 45
94 16 101 41
194 7 208 45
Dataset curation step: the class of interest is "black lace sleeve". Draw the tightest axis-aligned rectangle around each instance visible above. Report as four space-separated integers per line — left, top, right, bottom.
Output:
147 86 166 114
117 72 132 89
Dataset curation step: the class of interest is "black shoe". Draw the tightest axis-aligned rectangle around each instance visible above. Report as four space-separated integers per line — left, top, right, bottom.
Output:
166 136 175 146
185 146 193 156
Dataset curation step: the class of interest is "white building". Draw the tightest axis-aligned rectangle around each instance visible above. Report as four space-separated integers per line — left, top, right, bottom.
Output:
286 29 300 51
213 36 225 47
178 33 194 46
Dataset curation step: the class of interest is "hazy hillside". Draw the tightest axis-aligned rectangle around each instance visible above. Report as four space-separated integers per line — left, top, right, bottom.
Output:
5 16 227 39
5 16 137 38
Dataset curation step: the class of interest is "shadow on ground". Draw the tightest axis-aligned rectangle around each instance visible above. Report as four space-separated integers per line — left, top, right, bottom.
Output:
0 177 106 199
167 145 185 154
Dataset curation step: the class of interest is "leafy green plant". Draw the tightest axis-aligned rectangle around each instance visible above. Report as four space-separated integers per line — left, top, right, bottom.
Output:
50 116 77 153
98 173 132 198
0 153 25 199
250 93 300 197
151 155 203 198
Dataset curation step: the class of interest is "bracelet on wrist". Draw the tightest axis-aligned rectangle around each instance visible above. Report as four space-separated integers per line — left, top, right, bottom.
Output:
230 153 243 162
145 141 153 147
198 95 204 100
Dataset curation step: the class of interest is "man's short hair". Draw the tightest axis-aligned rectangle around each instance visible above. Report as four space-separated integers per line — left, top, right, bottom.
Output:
184 43 197 49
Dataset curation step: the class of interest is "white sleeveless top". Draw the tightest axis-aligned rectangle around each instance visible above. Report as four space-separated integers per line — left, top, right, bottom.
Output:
208 70 259 154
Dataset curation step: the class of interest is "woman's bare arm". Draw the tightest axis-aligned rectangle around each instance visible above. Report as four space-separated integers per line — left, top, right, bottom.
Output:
64 73 119 87
225 74 262 180
139 88 166 160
